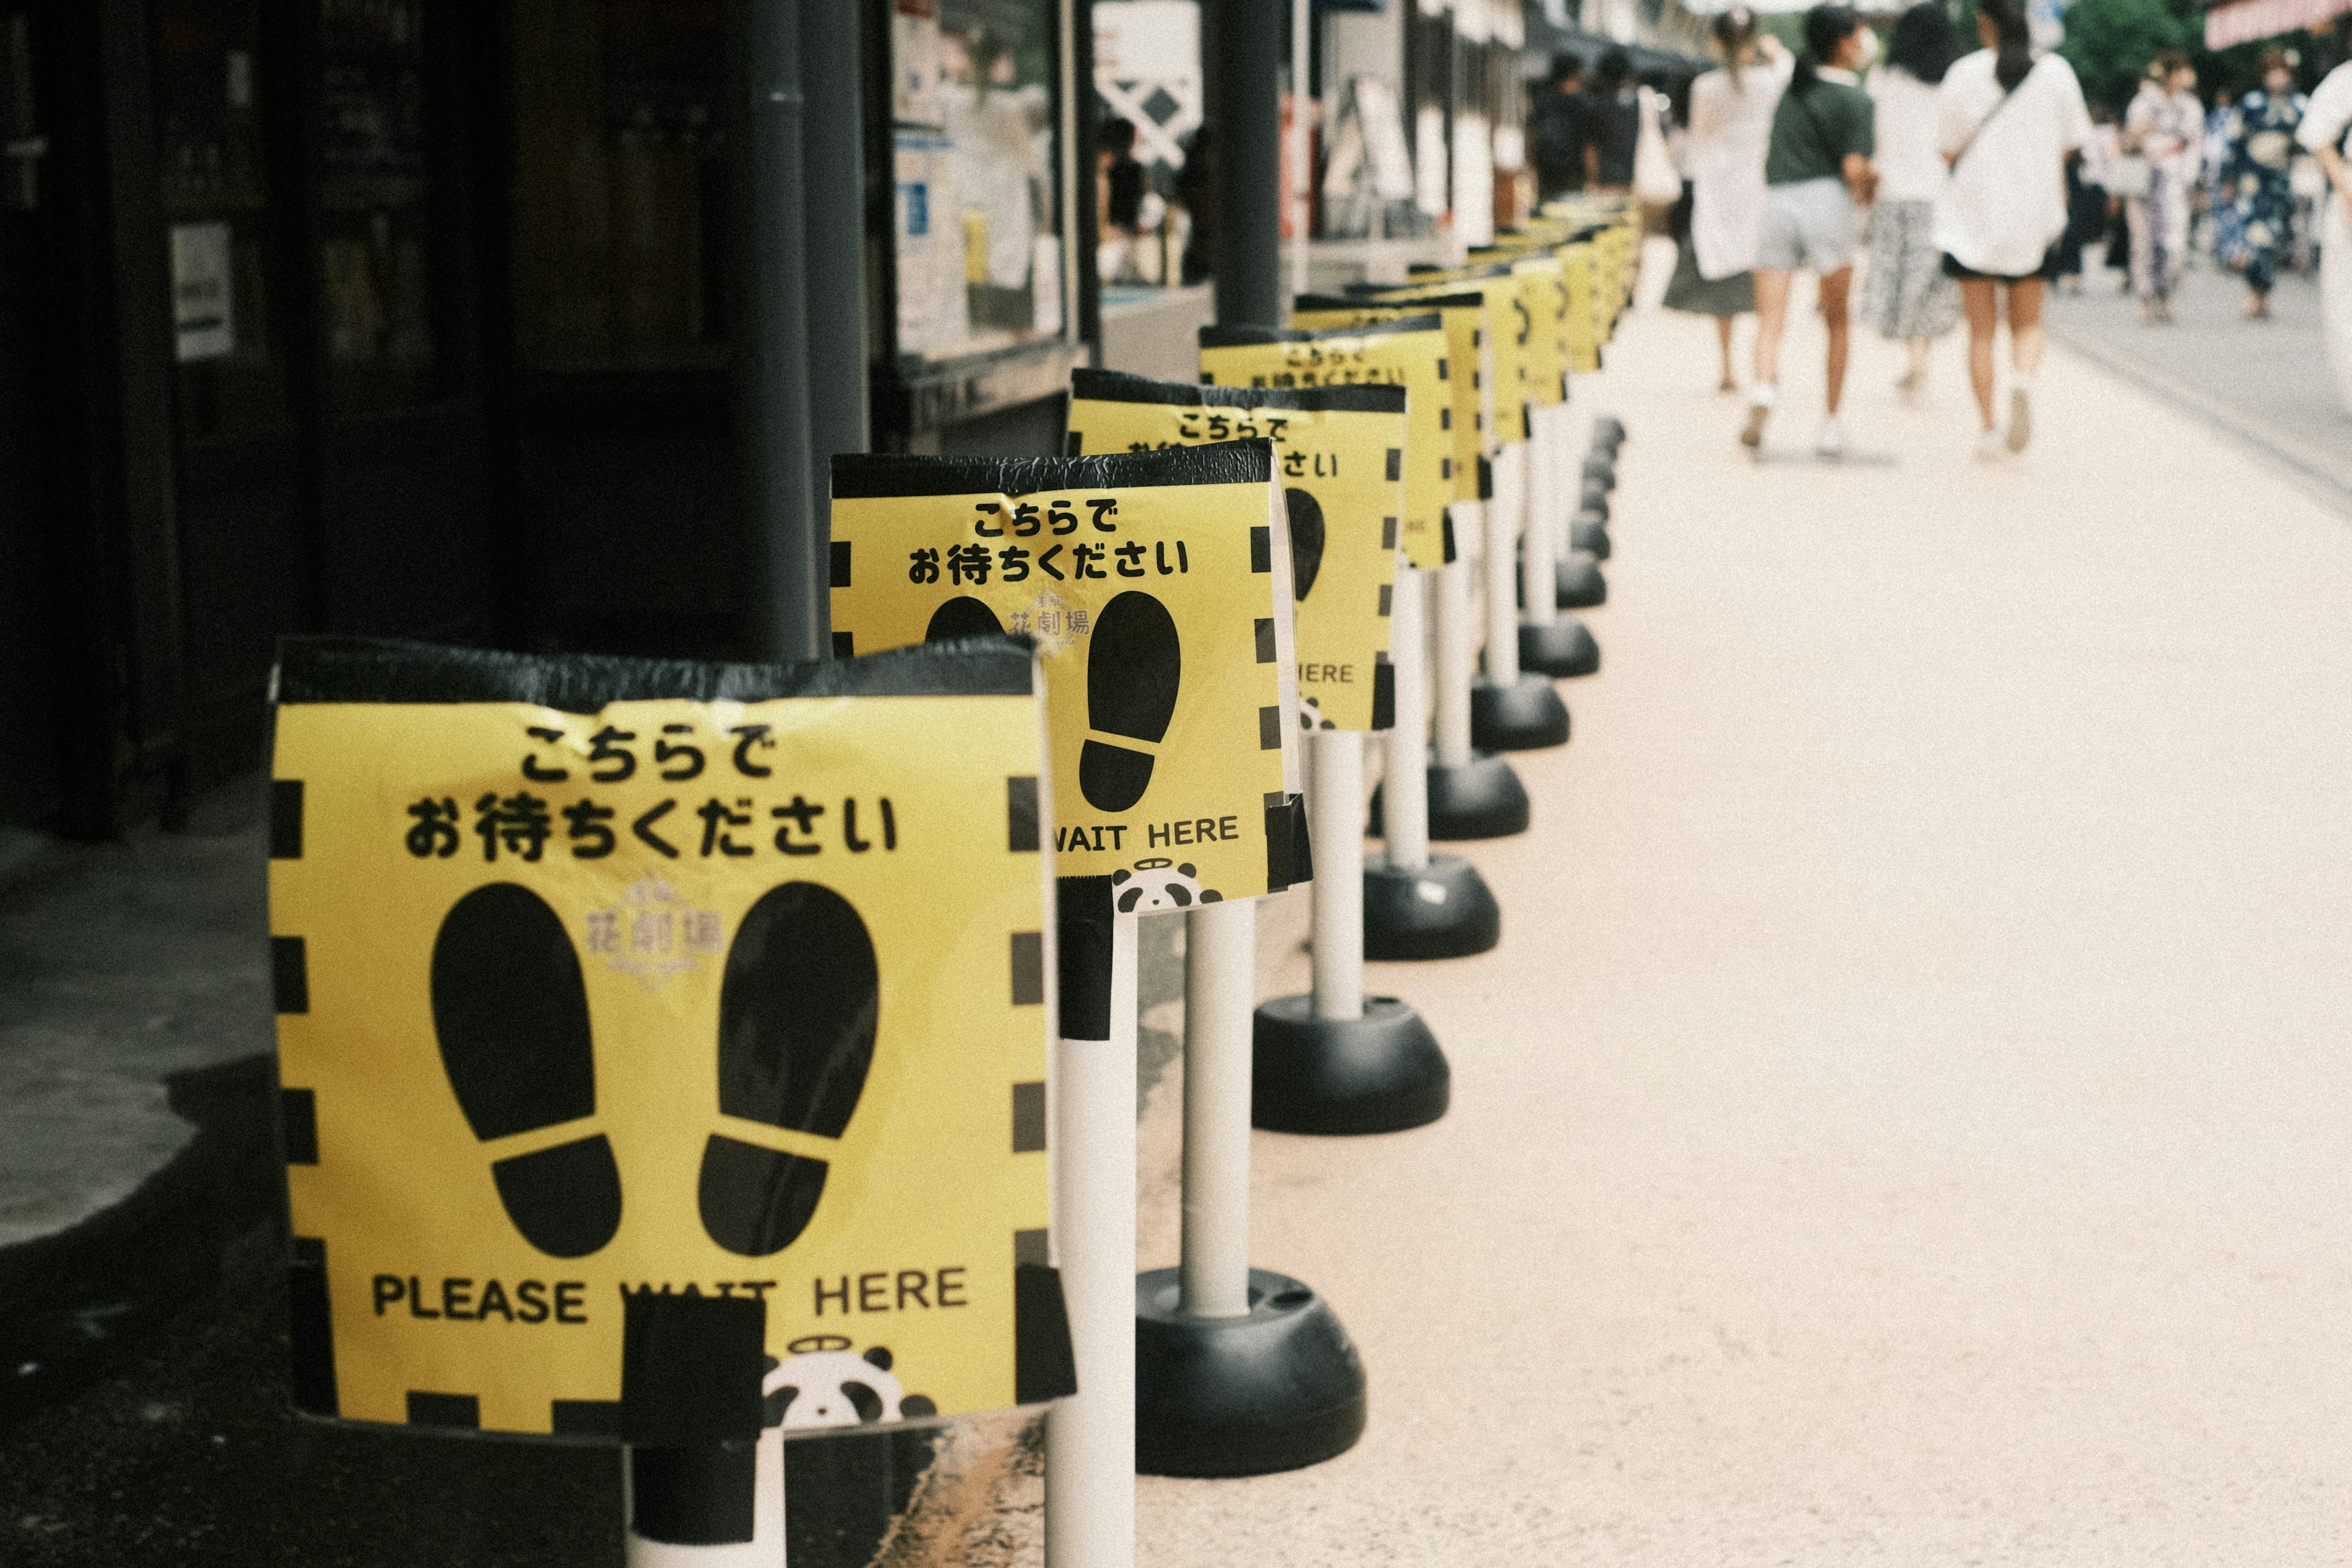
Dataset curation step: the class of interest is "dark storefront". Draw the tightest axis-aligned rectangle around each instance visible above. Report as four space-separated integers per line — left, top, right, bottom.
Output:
0 0 1090 841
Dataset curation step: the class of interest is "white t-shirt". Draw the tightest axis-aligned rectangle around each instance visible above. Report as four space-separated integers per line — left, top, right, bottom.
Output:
2296 61 2352 158
1686 53 1795 280
1932 50 2090 277
1868 66 1947 204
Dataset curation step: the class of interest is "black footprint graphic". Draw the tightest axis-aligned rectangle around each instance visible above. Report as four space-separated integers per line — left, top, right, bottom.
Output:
1079 591 1182 813
1284 488 1325 601
926 597 1005 643
430 883 622 1259
699 882 879 1257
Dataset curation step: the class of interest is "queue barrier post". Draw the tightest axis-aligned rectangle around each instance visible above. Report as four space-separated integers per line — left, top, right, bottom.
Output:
1521 403 1604 676
1469 442 1570 752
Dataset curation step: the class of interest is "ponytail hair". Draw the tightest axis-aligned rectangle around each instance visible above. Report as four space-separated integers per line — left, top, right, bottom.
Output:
1713 6 1758 92
1983 0 2034 91
1792 3 1860 96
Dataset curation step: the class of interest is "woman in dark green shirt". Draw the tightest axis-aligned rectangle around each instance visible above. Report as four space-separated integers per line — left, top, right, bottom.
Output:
1741 4 1879 459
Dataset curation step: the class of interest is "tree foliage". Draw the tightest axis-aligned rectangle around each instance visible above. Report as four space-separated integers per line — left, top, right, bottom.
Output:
2056 0 2204 111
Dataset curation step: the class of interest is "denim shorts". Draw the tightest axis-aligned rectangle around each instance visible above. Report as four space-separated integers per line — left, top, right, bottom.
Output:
1757 177 1858 274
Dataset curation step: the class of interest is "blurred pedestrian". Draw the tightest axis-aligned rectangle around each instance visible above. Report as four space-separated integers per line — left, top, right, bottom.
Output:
1585 48 1643 194
2299 32 2352 413
1532 53 1598 200
1862 2 1961 398
1742 3 1877 458
1933 0 2089 459
2050 106 2111 293
2212 51 2307 320
2123 53 2204 322
1669 9 1792 391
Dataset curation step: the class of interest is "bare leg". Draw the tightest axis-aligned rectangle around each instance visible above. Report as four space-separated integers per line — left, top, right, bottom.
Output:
1716 317 1737 391
1819 266 1853 415
2004 277 2046 375
1959 277 1999 430
1752 270 1792 389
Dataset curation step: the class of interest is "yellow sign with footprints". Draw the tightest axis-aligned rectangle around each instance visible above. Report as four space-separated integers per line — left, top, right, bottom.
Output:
268 637 1072 1442
1293 292 1493 502
1065 369 1404 735
1196 318 1452 572
830 443 1304 907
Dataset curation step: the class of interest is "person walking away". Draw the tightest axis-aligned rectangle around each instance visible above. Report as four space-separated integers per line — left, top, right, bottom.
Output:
1097 118 1148 284
2214 51 2307 320
1743 4 1878 458
2051 104 2111 293
1862 2 1962 397
1585 48 1643 194
1672 10 1792 391
2124 53 2203 322
2299 32 2352 415
1532 53 1599 202
2093 104 2133 290
1932 0 2090 459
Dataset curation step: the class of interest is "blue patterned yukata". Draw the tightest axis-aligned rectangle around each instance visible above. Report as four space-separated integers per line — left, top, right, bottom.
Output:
2212 87 2307 295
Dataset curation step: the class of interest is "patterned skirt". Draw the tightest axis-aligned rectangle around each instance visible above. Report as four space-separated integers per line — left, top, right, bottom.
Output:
1860 198 1959 342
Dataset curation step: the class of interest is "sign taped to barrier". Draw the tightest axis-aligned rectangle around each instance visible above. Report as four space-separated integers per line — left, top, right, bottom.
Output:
1066 369 1404 734
1196 318 1449 573
1374 265 1531 445
1294 292 1490 504
268 636 1073 1442
831 443 1305 905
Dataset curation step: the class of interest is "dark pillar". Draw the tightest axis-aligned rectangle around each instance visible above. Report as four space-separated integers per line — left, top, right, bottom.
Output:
729 0 820 662
799 0 867 645
1207 0 1282 328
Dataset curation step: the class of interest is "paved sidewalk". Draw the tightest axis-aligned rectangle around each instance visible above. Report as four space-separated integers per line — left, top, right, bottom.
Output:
1128 303 2352 1562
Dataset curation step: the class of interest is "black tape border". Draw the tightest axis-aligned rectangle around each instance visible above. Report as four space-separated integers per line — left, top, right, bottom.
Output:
832 440 1272 500
1071 368 1406 416
1200 315 1441 349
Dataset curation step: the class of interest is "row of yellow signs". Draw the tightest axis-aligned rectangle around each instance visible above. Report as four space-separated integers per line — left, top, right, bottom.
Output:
269 212 1640 1447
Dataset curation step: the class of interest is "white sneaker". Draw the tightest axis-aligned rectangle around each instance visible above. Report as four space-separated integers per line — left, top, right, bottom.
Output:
1973 428 2005 462
1814 417 1845 459
1740 383 1774 450
2006 386 2032 453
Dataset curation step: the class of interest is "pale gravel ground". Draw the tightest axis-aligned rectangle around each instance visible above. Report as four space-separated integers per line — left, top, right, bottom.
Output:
1129 293 2352 1564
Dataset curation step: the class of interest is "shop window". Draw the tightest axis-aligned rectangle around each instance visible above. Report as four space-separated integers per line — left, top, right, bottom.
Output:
317 0 448 417
889 0 1065 363
156 0 290 443
510 0 727 372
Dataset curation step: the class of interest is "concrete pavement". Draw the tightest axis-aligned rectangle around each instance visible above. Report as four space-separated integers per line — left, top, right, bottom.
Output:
1116 301 2352 1562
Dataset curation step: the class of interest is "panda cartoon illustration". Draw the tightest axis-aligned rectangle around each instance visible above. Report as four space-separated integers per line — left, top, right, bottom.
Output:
1297 694 1334 733
1112 857 1221 913
763 1336 938 1430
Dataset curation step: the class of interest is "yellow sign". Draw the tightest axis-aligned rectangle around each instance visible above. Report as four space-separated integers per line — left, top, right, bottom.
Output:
1196 319 1450 573
269 636 1068 1442
1359 267 1531 445
1294 292 1490 502
831 445 1303 903
1066 369 1404 734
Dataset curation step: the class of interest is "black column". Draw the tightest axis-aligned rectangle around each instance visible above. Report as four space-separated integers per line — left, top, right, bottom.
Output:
799 0 867 650
728 0 819 662
1207 0 1281 328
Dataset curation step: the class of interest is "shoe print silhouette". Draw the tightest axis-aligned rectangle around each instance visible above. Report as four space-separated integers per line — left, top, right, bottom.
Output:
430 883 623 1259
925 597 1005 643
1079 590 1181 813
1284 488 1324 601
699 881 879 1257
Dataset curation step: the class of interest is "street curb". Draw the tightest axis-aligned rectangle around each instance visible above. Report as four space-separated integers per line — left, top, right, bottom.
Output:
2048 322 2352 519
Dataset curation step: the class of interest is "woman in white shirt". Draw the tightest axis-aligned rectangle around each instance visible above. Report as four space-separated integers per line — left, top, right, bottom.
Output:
2297 35 2352 416
1932 0 2090 458
1861 2 1962 396
1668 9 1793 390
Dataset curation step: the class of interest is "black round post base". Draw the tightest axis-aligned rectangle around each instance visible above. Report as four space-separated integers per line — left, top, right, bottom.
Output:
1470 674 1569 751
1580 488 1610 523
1592 415 1627 450
1362 853 1501 959
1522 553 1607 610
1571 516 1611 559
1368 750 1531 839
1581 456 1616 490
1252 995 1449 1133
1134 1268 1368 1477
1520 617 1600 677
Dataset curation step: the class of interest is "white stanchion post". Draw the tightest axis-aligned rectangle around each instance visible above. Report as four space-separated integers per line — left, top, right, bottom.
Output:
624 1430 786 1566
1432 538 1475 772
1179 898 1256 1319
1289 0 1310 305
1526 409 1561 631
1385 563 1431 873
1308 728 1365 1023
1046 913 1139 1568
1485 447 1524 687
